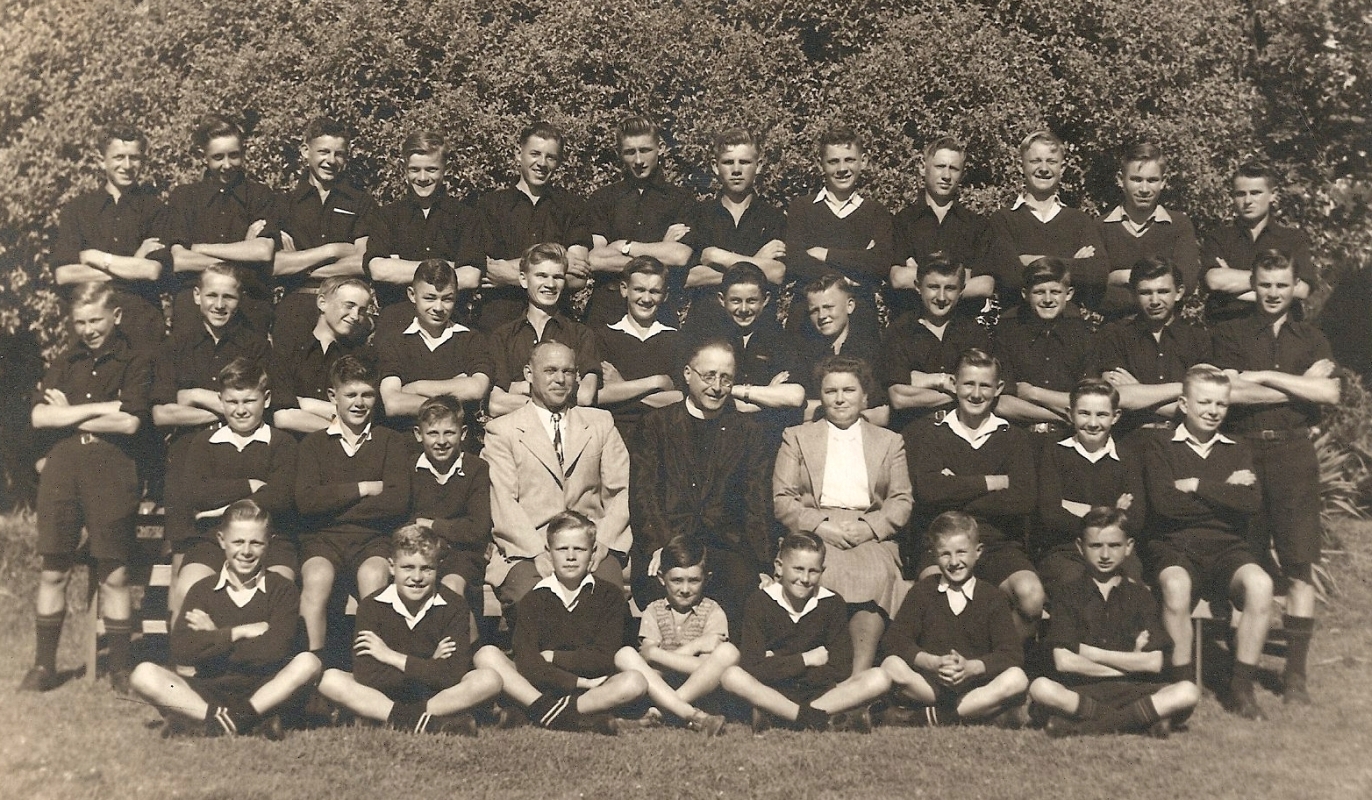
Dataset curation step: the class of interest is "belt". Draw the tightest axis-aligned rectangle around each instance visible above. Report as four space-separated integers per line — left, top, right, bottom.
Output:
1242 427 1310 442
1028 422 1070 435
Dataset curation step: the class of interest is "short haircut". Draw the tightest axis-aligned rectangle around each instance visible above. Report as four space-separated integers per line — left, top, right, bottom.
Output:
1070 377 1120 410
68 281 118 312
329 353 377 389
416 394 464 428
1233 159 1279 188
1022 256 1072 290
199 262 242 289
621 255 668 284
923 136 967 162
1128 255 1184 292
520 241 568 273
218 356 270 394
219 498 271 533
815 354 875 398
1119 141 1166 174
928 510 979 548
98 123 147 155
686 336 736 366
1182 363 1231 394
1019 129 1064 157
192 115 243 152
916 256 965 285
413 258 457 291
401 130 445 161
391 523 445 562
303 116 350 145
528 339 573 369
1252 249 1295 276
1080 506 1130 539
712 127 760 158
954 347 1001 379
546 510 597 548
519 120 565 151
818 125 862 157
659 535 708 573
719 261 769 295
777 530 826 563
803 272 852 299
319 276 375 307
616 115 659 147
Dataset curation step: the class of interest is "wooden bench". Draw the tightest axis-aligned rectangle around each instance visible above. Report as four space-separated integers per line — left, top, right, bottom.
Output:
85 506 171 682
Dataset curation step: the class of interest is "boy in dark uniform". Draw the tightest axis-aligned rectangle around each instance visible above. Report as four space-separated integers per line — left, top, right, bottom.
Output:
595 257 683 441
583 115 696 327
1212 251 1340 704
271 276 376 435
792 273 885 425
473 120 589 332
21 283 151 695
272 117 375 355
1202 160 1314 324
51 124 168 353
160 115 277 335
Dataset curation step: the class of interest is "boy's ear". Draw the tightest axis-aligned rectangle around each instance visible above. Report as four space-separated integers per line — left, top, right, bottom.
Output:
717 291 727 308
387 557 397 576
111 306 123 326
413 425 424 443
1115 170 1125 190
1064 285 1076 302
993 379 1005 397
406 285 417 305
326 387 336 404
262 389 272 410
1110 407 1122 425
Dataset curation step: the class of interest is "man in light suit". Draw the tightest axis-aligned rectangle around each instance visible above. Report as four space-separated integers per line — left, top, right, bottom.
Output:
482 341 631 609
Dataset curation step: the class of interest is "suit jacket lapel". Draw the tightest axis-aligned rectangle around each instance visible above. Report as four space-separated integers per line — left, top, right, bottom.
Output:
515 405 564 483
799 422 828 500
561 407 591 475
861 422 884 501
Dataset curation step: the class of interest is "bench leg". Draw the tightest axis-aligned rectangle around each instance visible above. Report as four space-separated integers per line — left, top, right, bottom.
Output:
86 573 99 683
1193 617 1204 686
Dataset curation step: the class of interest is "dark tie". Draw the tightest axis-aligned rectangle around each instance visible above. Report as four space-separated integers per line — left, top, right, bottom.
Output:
551 412 564 473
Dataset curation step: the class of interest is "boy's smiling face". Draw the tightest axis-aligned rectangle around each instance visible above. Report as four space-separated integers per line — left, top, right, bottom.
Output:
548 527 595 588
195 271 241 330
390 549 439 607
221 385 269 436
319 284 371 339
1253 265 1297 318
329 379 377 432
405 152 444 198
201 135 245 184
806 284 854 339
1024 280 1073 321
1118 159 1166 215
774 548 825 609
407 279 456 334
918 270 963 323
71 300 121 352
659 563 707 613
1077 524 1133 581
718 282 767 330
1070 393 1119 451
518 135 562 190
934 532 981 586
1021 140 1063 198
520 257 567 311
303 134 348 187
218 520 269 583
954 363 1002 427
102 139 144 190
819 143 865 199
414 413 462 468
621 271 667 327
1179 380 1230 439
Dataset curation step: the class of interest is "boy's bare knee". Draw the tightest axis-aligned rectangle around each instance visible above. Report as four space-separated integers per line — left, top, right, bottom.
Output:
613 646 640 670
711 641 740 664
1003 667 1029 694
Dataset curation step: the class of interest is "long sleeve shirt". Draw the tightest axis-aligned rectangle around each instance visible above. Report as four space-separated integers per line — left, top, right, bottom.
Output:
295 425 411 537
512 578 626 692
1036 438 1145 551
784 193 894 289
1141 428 1260 544
880 575 1022 678
354 584 473 693
738 585 852 690
409 455 491 552
171 571 301 679
905 416 1036 546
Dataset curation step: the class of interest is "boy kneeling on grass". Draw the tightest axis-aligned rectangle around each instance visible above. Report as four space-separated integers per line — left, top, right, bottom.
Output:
880 511 1029 727
614 535 737 737
720 531 892 734
130 500 321 739
317 525 501 736
1029 507 1200 737
473 511 646 734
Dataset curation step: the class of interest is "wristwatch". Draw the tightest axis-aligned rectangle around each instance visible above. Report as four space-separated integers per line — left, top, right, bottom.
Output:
620 241 633 256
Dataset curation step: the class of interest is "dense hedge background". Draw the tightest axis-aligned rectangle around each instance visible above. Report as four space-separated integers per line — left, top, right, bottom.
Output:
1 0 1369 351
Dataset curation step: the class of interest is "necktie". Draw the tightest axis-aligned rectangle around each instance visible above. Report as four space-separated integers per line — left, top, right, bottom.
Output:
551 412 564 472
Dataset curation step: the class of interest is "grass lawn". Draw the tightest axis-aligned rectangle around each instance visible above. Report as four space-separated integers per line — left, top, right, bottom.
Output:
1 514 1370 800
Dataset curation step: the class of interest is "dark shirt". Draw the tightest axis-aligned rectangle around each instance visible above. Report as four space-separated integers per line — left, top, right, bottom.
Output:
374 321 495 429
159 173 281 298
270 334 374 408
363 190 486 310
512 579 626 692
1141 428 1260 544
151 318 271 404
784 195 895 290
692 194 787 268
171 572 302 680
1044 574 1169 685
473 185 588 329
488 313 601 391
879 314 990 431
595 321 682 438
275 177 376 292
1095 317 1211 385
880 575 1023 678
790 323 884 404
889 196 991 319
33 332 151 454
354 585 473 693
738 587 852 691
1201 221 1314 323
409 454 492 553
995 315 1098 394
295 425 412 538
52 185 169 305
1097 207 1200 318
1211 314 1332 433
1036 438 1146 552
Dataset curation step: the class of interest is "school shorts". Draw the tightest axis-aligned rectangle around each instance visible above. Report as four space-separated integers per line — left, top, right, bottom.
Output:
183 536 300 575
1246 433 1323 569
362 672 447 704
1147 536 1256 602
766 673 837 705
439 546 486 590
1070 679 1169 709
300 532 392 576
36 437 140 563
917 540 1037 589
185 671 275 706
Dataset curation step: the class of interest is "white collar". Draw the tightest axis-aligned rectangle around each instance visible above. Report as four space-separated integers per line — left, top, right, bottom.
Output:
209 423 272 452
1102 204 1174 224
684 398 708 420
763 581 836 623
941 412 1010 449
607 314 675 342
532 402 570 426
213 564 267 607
1057 436 1120 464
325 418 373 457
416 452 464 484
815 187 864 217
533 573 596 611
825 418 864 442
403 317 469 352
374 583 448 629
515 179 542 206
937 576 977 598
1011 193 1064 223
918 316 952 340
1172 424 1235 447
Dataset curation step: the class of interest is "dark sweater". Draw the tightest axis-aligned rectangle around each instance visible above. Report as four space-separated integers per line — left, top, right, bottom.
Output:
904 416 1036 546
738 587 852 690
172 426 298 545
881 575 1022 678
784 196 895 289
1036 439 1145 551
354 584 473 693
171 572 301 679
1141 429 1260 543
295 425 411 538
409 455 491 552
1098 208 1200 317
512 579 626 693
986 205 1108 307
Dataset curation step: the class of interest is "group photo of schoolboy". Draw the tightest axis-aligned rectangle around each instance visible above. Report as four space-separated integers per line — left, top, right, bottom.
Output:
17 107 1344 756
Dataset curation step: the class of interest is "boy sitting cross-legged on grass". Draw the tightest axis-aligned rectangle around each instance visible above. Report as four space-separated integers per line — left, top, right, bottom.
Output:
1029 507 1200 738
614 535 738 737
720 531 892 734
317 525 502 736
880 511 1029 727
473 511 647 734
130 500 322 739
